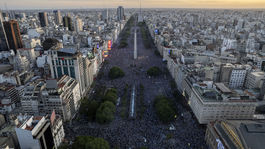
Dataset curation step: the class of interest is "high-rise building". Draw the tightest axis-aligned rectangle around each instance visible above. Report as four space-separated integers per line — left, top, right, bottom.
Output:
63 16 73 31
39 12 48 27
102 9 108 22
15 113 65 149
74 17 83 32
117 6 125 21
2 12 9 21
47 48 94 97
15 116 54 149
0 11 9 51
21 76 81 121
3 20 23 52
53 10 62 25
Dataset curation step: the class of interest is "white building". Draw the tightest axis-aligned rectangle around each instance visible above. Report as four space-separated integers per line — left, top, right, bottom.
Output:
15 113 64 149
15 116 54 149
50 111 65 149
21 75 81 121
22 38 41 49
228 65 251 89
245 71 265 89
47 48 94 97
189 83 257 124
74 18 83 32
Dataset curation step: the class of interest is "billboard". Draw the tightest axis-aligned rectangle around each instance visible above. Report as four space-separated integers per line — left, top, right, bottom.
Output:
155 29 159 34
103 50 109 58
108 40 112 50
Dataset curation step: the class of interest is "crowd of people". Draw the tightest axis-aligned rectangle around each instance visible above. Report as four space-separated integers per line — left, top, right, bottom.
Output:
64 22 208 149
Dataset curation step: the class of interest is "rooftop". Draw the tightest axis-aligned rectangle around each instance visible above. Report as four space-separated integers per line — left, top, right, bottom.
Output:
213 120 265 149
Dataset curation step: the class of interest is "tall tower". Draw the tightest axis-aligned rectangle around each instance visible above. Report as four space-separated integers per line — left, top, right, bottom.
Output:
138 0 143 22
102 9 108 22
39 12 48 27
63 16 73 31
117 6 125 21
74 17 83 32
0 11 9 51
53 10 62 25
3 20 23 52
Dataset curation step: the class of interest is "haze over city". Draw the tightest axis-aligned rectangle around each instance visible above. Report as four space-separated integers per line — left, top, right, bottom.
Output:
1 0 265 9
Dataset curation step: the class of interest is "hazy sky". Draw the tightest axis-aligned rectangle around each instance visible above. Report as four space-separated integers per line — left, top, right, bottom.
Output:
1 0 265 9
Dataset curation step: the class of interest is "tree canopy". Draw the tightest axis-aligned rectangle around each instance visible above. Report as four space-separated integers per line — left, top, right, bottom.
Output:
154 95 175 123
108 66 125 79
102 88 118 104
147 66 162 77
79 99 100 121
96 101 116 124
72 136 110 149
42 38 59 50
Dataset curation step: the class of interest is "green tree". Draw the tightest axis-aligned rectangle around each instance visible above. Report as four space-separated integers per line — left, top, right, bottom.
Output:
147 67 162 77
79 99 100 121
108 66 125 79
96 101 116 124
85 138 110 149
154 96 175 123
42 38 59 50
58 143 70 149
72 136 94 149
72 136 110 149
102 88 118 104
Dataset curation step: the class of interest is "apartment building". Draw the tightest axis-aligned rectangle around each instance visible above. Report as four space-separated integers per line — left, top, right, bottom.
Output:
21 75 81 121
15 113 65 149
47 48 93 97
245 71 265 89
189 83 256 124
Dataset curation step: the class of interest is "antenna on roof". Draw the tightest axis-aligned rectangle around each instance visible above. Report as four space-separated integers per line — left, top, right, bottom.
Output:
140 0 142 15
4 3 8 11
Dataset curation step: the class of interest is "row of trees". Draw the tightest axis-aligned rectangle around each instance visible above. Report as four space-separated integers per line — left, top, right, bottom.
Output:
154 95 176 123
80 87 118 124
118 16 135 48
138 22 152 49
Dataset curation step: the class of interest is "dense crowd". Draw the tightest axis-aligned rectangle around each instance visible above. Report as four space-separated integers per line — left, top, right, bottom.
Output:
65 22 208 149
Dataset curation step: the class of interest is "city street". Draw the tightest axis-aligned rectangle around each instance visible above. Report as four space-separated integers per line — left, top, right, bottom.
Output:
65 18 208 149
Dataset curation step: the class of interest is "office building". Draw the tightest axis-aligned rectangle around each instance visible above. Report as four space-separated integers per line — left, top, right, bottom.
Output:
189 83 256 124
74 17 83 32
3 20 23 52
102 9 108 22
53 10 62 25
229 67 247 89
39 12 49 27
47 48 94 97
15 112 64 149
49 111 65 149
205 120 265 149
117 6 125 21
245 71 265 89
21 76 81 121
15 116 54 149
0 11 9 51
63 16 73 31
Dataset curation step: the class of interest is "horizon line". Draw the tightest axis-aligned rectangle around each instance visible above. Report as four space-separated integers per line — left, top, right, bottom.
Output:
2 7 265 11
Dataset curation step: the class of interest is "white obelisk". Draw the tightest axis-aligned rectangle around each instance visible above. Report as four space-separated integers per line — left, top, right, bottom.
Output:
134 29 137 59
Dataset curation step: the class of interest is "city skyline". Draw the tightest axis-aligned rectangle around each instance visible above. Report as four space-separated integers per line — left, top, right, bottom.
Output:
1 0 265 9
